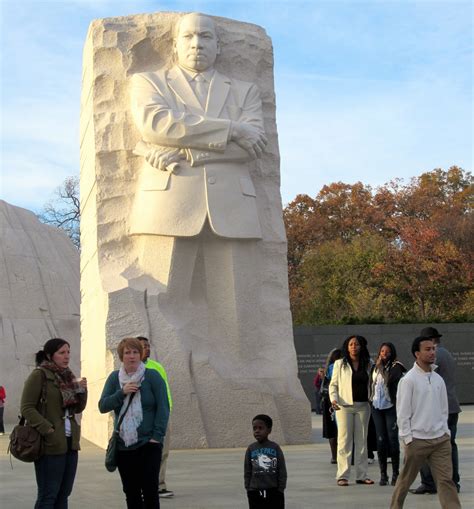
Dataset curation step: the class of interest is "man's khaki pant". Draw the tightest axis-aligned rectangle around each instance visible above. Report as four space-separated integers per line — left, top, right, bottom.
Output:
159 422 171 490
390 434 461 509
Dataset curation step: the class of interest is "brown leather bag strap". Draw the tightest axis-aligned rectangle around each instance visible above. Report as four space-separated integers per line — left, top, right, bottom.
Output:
36 368 48 417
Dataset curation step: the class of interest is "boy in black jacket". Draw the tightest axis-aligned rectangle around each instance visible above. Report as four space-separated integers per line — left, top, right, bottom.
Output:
244 414 287 508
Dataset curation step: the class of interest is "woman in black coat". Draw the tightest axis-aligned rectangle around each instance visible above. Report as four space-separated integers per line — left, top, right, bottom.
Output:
369 342 406 486
321 348 342 463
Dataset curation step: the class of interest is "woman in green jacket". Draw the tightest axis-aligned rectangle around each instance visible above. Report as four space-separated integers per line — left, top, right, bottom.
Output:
99 337 169 509
21 338 88 508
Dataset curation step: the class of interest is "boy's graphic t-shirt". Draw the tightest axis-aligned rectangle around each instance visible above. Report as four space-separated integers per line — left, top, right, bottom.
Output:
244 439 287 491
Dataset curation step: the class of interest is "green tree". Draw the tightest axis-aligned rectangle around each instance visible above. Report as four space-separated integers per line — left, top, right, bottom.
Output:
294 234 390 324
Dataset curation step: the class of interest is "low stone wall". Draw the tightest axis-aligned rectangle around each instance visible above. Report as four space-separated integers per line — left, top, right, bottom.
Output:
294 323 474 409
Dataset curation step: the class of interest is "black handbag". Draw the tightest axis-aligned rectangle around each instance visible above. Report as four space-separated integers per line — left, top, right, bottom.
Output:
8 369 47 463
320 375 330 398
105 393 135 472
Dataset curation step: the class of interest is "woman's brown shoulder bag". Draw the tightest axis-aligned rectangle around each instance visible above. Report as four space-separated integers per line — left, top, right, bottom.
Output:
8 369 47 463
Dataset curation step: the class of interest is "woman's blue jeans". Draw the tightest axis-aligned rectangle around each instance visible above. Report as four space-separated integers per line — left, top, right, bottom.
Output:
34 444 78 509
371 405 399 468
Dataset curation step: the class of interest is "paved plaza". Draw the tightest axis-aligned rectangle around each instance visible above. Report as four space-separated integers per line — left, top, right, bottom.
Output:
1 407 473 508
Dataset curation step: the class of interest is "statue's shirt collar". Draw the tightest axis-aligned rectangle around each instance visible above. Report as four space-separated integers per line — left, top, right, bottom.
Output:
178 66 215 84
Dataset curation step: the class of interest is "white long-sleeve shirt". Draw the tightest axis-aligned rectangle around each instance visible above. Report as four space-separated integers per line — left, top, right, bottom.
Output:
396 362 450 445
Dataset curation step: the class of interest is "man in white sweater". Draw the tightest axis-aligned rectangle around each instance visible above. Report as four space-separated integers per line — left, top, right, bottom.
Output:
390 336 461 509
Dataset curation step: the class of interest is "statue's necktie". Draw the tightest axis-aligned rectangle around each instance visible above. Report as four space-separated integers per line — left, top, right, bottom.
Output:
194 74 208 109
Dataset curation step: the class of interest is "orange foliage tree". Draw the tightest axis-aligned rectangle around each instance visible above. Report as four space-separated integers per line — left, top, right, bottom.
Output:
284 166 473 324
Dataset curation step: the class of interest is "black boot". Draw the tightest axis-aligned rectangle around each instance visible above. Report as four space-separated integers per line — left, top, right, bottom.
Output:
378 452 388 486
391 454 400 486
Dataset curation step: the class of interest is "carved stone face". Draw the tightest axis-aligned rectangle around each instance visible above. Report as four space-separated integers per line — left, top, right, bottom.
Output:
174 14 219 72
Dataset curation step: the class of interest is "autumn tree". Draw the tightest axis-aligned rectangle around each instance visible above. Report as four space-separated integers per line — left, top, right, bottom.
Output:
285 166 473 324
39 176 80 248
372 222 472 321
285 181 388 294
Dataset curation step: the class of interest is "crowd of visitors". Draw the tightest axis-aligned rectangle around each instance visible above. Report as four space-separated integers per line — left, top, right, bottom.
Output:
15 325 462 509
313 326 462 509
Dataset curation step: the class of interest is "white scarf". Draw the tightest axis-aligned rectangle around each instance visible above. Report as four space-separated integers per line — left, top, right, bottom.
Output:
118 362 146 447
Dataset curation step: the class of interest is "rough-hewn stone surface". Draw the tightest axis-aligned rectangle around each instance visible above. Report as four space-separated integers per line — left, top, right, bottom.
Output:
0 200 80 423
80 12 311 449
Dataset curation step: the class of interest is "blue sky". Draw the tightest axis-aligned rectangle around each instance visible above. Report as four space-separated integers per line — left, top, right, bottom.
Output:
1 0 472 212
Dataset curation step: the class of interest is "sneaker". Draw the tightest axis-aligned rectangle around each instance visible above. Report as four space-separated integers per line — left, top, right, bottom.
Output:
159 489 174 498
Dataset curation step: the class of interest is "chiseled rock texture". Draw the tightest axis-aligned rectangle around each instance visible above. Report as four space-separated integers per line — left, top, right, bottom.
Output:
0 200 80 423
80 12 311 449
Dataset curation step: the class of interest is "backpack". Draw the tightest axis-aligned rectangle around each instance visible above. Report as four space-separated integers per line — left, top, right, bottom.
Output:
8 369 47 463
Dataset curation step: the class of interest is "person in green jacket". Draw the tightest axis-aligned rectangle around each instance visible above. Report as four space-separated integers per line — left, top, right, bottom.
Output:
21 337 88 508
99 337 169 509
138 336 174 499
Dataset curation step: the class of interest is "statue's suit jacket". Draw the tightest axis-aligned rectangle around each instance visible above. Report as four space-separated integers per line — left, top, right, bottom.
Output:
129 65 264 239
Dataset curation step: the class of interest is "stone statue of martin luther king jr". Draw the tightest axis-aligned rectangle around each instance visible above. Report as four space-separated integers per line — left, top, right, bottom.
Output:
129 12 269 323
81 10 311 449
130 12 267 242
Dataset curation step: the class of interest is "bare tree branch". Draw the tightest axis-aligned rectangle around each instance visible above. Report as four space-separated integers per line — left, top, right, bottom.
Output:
38 176 80 249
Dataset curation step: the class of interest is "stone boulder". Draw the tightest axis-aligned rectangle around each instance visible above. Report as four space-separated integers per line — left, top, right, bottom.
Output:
0 200 80 424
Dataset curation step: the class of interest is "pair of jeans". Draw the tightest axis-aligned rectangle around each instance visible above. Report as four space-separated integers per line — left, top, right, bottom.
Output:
247 489 284 508
314 391 323 414
371 406 400 469
117 441 163 508
420 412 459 489
34 439 78 508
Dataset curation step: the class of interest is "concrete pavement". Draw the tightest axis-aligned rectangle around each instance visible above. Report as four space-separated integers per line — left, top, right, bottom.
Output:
1 407 473 508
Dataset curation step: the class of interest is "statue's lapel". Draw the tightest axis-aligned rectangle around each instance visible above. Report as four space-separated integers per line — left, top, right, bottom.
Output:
168 67 203 113
206 71 231 117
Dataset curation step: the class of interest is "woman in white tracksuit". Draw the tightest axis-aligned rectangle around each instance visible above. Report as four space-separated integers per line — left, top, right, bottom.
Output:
329 335 373 486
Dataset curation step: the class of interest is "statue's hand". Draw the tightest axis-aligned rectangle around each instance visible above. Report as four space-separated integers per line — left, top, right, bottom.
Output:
231 122 267 159
145 147 184 171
